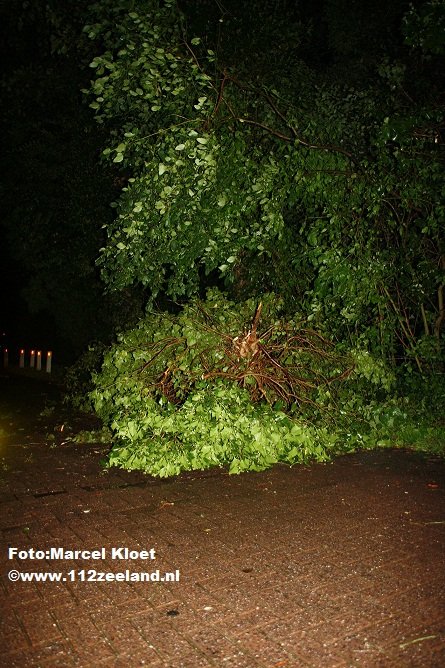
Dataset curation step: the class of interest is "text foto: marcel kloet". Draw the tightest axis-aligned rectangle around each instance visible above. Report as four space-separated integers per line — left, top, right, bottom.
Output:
8 547 156 561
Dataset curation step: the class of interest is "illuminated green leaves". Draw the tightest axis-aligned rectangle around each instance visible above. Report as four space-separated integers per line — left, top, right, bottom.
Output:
90 290 338 477
84 0 444 375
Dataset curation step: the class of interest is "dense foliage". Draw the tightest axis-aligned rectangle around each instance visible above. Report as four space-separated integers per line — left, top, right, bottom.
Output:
16 0 443 474
82 0 444 366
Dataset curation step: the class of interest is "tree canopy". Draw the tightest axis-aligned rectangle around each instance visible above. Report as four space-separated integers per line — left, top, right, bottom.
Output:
82 0 444 367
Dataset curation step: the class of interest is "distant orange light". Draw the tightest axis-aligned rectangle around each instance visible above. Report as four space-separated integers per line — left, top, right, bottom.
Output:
37 351 41 357
20 349 24 354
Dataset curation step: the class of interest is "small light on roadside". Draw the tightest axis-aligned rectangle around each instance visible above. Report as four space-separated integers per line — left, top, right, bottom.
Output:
46 351 52 374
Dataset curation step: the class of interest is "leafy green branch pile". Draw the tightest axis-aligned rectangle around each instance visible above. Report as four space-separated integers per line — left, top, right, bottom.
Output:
87 290 426 477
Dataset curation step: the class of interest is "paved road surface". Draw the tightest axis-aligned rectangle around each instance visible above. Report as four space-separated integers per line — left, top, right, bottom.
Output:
0 373 444 667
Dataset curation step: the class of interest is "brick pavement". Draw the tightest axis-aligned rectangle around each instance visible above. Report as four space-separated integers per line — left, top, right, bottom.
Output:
0 373 444 667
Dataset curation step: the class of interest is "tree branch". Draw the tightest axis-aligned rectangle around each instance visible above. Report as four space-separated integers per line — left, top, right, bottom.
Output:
216 73 359 164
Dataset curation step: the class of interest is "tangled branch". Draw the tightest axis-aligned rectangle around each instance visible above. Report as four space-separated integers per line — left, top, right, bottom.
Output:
138 302 354 409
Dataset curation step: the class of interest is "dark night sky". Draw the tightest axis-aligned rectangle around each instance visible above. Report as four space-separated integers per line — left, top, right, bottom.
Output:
0 1 101 359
